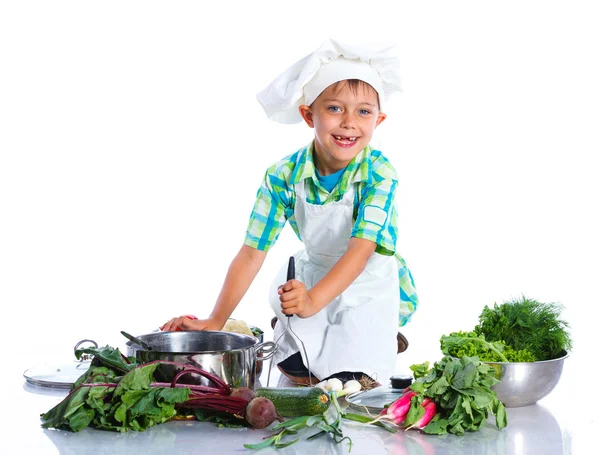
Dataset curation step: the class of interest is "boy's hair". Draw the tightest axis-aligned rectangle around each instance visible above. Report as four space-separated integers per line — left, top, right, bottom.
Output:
315 79 381 109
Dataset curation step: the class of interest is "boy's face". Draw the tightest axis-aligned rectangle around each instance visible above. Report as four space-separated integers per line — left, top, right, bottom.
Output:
299 81 386 173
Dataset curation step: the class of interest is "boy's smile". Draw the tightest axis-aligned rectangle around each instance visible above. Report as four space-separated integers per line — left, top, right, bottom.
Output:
298 81 386 175
332 135 358 147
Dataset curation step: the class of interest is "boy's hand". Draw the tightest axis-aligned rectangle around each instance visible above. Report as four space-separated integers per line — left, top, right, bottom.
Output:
278 279 320 318
160 315 222 332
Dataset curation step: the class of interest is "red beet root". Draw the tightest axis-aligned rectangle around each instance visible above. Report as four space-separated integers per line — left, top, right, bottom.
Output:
244 397 283 429
230 387 256 402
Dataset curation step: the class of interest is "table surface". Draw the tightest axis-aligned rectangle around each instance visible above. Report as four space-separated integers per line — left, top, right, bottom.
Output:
7 352 593 455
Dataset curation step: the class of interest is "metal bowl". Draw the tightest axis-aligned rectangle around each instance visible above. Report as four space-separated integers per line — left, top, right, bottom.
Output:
486 351 568 407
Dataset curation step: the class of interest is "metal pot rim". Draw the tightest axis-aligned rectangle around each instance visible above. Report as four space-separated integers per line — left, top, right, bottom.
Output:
125 330 261 355
484 350 569 365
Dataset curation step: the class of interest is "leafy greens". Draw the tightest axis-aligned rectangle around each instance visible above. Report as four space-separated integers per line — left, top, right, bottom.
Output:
440 331 536 362
409 355 507 435
42 356 190 432
474 296 572 360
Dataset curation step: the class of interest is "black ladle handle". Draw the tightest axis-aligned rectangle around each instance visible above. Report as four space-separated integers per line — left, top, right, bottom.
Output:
286 256 295 281
285 256 295 317
121 331 152 351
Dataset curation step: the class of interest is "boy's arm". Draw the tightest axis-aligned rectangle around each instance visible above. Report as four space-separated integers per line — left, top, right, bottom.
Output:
280 160 398 318
279 237 376 318
309 237 376 309
209 244 267 325
162 245 267 331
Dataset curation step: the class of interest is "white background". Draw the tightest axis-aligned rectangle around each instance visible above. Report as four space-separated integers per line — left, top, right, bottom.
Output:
1 0 598 388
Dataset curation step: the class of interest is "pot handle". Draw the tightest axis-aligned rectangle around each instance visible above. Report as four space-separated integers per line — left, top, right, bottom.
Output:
254 341 277 361
73 339 99 362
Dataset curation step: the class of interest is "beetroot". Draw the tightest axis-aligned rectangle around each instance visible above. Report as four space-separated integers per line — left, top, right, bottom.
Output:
230 387 256 402
244 397 283 429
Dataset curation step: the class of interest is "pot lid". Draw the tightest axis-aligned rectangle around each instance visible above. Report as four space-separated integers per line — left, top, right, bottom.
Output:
23 339 98 389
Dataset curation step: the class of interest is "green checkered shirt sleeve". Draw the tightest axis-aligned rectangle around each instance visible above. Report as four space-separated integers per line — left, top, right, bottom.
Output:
398 255 419 326
351 151 398 256
244 160 294 252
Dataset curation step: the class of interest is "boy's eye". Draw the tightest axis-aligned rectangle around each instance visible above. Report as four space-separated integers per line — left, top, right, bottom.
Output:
328 106 341 113
359 109 371 115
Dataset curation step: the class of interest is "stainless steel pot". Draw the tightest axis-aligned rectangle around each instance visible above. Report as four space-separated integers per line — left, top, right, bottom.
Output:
125 331 276 390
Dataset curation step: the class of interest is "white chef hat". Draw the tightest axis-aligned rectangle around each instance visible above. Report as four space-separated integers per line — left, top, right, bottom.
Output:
256 39 402 124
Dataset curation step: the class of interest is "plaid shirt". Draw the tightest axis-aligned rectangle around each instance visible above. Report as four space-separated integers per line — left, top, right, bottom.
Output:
244 142 418 325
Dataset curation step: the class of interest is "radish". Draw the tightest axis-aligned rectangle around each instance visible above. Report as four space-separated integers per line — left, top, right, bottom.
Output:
405 399 437 430
385 390 417 425
363 390 437 431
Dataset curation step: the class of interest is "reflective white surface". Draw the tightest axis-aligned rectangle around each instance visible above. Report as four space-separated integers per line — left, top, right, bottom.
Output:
3 1 599 453
8 350 592 455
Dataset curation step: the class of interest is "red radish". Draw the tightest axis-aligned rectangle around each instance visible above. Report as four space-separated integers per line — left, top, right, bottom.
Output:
405 399 437 430
366 391 438 431
386 390 417 425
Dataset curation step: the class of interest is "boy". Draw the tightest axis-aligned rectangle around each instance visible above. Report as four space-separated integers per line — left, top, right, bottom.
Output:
162 40 418 385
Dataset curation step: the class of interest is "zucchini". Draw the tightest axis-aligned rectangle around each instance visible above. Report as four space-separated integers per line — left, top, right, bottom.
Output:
254 387 330 416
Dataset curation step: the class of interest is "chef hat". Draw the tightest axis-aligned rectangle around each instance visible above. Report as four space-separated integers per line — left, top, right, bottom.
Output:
256 39 402 124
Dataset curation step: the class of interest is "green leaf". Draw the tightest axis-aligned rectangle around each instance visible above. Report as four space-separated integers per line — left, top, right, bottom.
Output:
306 415 324 426
113 363 159 397
86 385 114 415
243 435 278 450
459 386 493 409
449 421 465 436
495 400 508 429
42 351 194 434
68 406 95 432
113 389 151 424
409 361 430 378
423 417 448 435
317 421 342 438
408 354 509 435
403 398 425 428
275 437 300 448
41 386 90 430
342 413 398 433
342 413 373 424
474 296 572 360
73 365 119 389
452 359 477 390
427 376 450 396
273 415 310 430
193 409 247 428
306 430 327 440
409 382 425 393
460 395 474 421
75 345 134 377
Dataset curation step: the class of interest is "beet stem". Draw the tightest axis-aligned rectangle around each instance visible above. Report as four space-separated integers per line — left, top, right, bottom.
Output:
151 382 224 394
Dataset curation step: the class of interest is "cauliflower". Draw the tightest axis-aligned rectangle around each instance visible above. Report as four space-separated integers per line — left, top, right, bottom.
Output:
222 319 254 336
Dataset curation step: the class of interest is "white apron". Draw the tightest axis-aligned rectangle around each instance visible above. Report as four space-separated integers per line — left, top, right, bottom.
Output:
269 180 399 382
